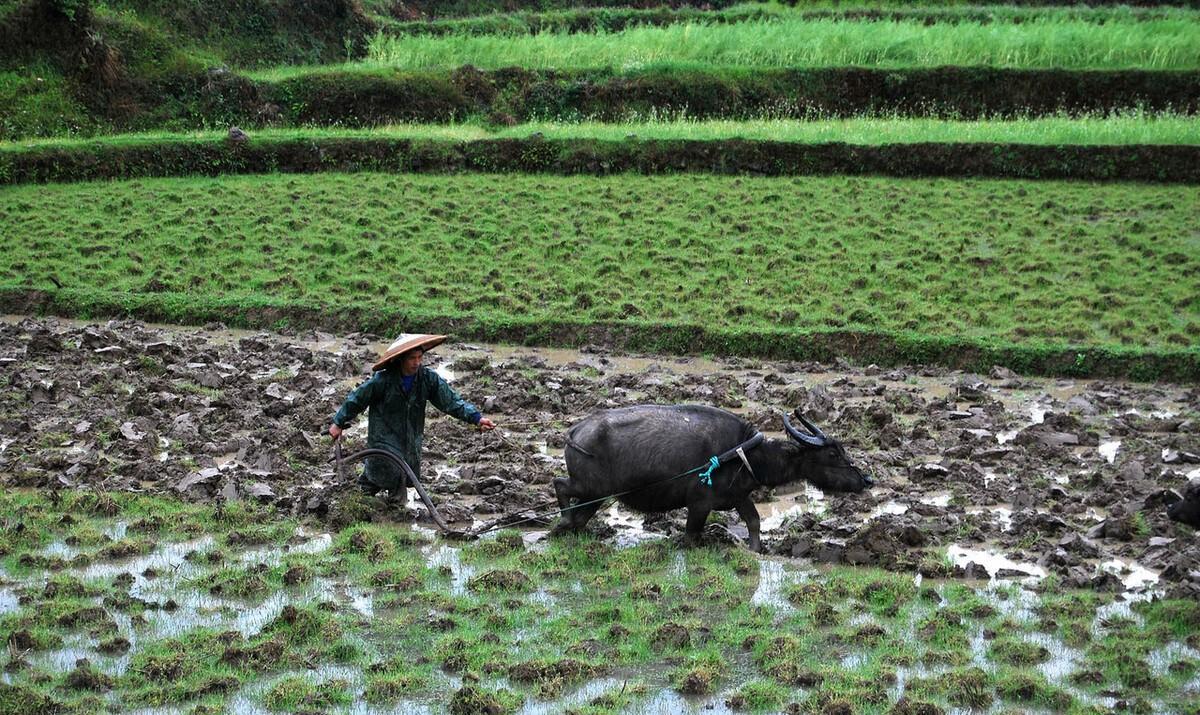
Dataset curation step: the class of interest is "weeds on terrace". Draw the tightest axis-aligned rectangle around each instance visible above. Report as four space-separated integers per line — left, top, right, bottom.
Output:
354 17 1200 73
375 2 1200 39
8 111 1200 152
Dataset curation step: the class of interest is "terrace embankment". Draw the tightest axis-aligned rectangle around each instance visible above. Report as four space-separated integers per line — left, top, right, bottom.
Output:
5 135 1200 184
107 66 1200 135
3 317 1199 600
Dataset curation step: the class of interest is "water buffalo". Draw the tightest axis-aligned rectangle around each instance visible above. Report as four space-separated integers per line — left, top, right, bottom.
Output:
1168 482 1200 529
554 405 872 551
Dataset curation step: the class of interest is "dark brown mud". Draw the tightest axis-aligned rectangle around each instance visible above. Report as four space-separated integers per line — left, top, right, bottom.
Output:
2 316 1198 598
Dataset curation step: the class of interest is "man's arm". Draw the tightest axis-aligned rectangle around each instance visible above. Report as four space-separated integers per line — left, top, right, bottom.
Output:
329 373 383 438
428 372 495 431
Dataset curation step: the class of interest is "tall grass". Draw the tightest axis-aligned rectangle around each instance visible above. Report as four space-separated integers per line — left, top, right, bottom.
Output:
6 112 1196 151
320 17 1200 75
375 3 1200 39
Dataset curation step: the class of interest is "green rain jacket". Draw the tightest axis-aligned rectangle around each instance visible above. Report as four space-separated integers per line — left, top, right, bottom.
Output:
332 366 481 491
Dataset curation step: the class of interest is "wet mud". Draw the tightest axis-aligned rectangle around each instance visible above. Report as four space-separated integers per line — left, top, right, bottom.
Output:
3 316 1197 600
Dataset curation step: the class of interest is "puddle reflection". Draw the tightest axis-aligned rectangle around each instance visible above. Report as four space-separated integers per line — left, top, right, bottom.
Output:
946 545 1046 581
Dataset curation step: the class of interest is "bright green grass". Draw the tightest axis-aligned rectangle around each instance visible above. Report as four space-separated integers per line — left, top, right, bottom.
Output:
247 16 1200 77
1 172 1197 350
2 488 1200 712
357 0 1198 19
0 66 100 141
4 111 1199 150
373 2 1200 40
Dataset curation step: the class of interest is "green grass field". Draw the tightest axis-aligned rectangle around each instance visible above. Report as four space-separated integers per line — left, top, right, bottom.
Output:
312 16 1200 76
4 490 1197 713
2 172 1197 354
5 112 1198 151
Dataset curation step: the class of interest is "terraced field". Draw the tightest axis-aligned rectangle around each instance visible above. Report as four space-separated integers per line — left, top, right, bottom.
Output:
2 171 1199 377
1 1 1199 713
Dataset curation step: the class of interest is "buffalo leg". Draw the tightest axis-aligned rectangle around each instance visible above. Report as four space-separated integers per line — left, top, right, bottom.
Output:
552 478 606 532
551 477 581 531
684 507 711 548
552 477 574 511
736 498 762 553
563 499 604 532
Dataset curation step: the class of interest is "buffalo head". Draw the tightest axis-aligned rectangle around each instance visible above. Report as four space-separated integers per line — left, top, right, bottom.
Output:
1167 482 1200 529
783 410 873 493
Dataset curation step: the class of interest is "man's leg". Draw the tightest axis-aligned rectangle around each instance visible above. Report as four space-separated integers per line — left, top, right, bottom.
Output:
363 456 407 502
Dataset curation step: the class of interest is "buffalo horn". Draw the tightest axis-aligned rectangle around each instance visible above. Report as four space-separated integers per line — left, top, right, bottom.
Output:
794 410 828 441
783 412 824 447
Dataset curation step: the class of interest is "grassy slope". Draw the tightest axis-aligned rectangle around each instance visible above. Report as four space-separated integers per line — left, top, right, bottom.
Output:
96 0 374 69
6 113 1200 150
0 65 99 139
2 172 1197 354
4 1 1198 139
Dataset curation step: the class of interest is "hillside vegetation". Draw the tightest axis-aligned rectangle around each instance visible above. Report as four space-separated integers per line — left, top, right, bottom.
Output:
3 0 1199 138
1 0 1197 376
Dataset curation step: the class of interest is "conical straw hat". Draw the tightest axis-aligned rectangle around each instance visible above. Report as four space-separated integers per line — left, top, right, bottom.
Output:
372 333 447 372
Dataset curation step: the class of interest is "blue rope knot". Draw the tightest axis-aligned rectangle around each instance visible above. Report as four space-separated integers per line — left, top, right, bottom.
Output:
698 456 720 486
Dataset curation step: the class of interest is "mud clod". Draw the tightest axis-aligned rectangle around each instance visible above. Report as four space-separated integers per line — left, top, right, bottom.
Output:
676 663 720 695
97 636 131 655
467 569 531 593
141 652 186 681
65 658 113 691
651 622 691 650
221 638 284 669
0 683 63 714
7 630 37 651
448 684 510 715
889 698 944 715
283 565 312 585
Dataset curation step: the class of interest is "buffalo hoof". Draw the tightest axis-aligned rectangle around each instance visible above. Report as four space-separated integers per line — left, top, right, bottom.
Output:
548 521 578 537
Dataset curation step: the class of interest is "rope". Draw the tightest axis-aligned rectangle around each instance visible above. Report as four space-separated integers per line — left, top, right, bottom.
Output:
467 459 714 537
696 456 720 486
333 431 766 539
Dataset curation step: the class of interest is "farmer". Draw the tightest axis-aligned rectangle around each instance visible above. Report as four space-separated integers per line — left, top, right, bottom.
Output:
329 333 495 500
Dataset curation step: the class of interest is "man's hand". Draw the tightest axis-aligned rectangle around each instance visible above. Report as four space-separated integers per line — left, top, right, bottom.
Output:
477 417 496 432
329 423 343 440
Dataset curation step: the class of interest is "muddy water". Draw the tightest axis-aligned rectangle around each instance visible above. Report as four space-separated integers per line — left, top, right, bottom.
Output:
4 316 1200 711
1 523 1193 712
6 315 1197 597
15 527 364 679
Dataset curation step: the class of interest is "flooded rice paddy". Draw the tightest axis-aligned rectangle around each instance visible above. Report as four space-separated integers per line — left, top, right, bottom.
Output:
1 317 1198 713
